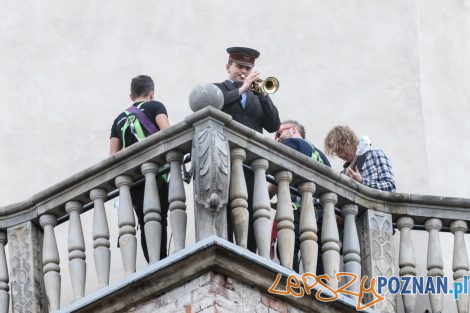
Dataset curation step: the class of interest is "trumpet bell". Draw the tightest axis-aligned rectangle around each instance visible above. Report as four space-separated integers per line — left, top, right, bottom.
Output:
261 76 279 94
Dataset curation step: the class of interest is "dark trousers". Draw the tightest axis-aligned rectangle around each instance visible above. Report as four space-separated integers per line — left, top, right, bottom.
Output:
131 178 169 262
227 167 257 253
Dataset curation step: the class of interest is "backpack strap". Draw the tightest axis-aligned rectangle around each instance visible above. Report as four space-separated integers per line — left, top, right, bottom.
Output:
120 102 157 148
121 114 146 148
127 102 159 134
305 140 325 164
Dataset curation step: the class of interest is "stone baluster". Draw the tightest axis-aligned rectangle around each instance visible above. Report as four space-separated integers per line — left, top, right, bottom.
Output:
274 171 294 269
39 214 61 312
166 151 187 252
397 216 417 313
298 182 318 274
66 201 86 300
451 220 469 313
90 188 110 288
319 192 340 288
115 175 137 274
141 162 163 263
341 204 361 296
425 218 444 313
251 158 272 258
229 148 249 249
0 232 8 313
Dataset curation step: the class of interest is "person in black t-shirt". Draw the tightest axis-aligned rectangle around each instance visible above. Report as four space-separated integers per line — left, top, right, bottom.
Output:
110 75 169 153
109 75 170 262
272 120 331 273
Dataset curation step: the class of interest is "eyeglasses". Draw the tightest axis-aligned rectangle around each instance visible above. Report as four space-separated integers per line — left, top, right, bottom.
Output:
275 125 296 139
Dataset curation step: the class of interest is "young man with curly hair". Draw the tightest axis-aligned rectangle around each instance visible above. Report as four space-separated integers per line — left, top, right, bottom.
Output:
324 125 396 192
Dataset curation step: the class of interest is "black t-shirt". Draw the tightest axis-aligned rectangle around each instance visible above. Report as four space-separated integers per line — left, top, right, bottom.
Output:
110 100 167 148
282 138 331 167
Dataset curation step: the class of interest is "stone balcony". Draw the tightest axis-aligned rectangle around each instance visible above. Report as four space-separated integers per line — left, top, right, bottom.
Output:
0 105 469 313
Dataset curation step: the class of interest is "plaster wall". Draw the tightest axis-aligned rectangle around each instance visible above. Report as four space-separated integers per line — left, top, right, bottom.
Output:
2 0 467 205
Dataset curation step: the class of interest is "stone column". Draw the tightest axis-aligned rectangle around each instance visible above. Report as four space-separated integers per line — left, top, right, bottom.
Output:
425 218 443 313
39 214 61 312
341 204 361 296
298 182 318 274
8 220 47 313
319 192 340 288
397 216 416 313
90 188 111 288
191 119 229 242
274 171 294 270
141 162 164 263
357 209 396 312
115 175 137 274
65 201 86 300
251 158 271 259
167 151 188 251
229 148 249 248
0 231 8 313
451 220 469 313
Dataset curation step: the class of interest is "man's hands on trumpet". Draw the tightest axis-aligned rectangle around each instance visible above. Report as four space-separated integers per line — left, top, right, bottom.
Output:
239 70 265 95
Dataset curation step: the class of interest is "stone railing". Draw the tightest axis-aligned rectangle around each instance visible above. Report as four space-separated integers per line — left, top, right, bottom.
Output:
0 105 469 313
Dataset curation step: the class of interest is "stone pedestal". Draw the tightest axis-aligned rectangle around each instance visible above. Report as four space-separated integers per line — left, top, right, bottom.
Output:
7 221 46 313
192 118 230 241
357 209 396 313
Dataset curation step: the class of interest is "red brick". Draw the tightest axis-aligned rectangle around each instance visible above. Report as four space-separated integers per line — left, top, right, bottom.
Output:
261 295 288 313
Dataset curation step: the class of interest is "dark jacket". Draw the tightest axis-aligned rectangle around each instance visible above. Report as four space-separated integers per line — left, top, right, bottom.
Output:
214 80 280 133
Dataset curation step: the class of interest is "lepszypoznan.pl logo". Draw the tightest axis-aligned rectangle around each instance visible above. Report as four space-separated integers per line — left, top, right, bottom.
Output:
268 272 468 310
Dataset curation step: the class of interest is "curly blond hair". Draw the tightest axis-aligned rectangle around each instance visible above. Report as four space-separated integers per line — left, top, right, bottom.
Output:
324 125 359 156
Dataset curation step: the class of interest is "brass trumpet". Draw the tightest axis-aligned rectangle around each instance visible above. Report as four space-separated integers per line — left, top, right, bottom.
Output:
252 76 280 94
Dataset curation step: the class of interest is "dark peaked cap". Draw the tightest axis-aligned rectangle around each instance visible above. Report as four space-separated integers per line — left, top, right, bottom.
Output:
226 47 260 67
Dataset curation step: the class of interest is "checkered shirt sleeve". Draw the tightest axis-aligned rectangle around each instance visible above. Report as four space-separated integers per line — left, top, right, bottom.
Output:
361 150 396 192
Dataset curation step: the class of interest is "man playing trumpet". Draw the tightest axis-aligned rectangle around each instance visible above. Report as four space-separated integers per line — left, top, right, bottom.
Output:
214 47 280 253
214 46 280 134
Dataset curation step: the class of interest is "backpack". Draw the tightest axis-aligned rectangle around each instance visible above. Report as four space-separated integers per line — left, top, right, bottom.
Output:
120 102 158 148
120 102 170 183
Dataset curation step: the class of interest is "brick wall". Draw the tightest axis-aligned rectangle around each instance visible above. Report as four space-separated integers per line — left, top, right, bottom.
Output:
127 271 308 313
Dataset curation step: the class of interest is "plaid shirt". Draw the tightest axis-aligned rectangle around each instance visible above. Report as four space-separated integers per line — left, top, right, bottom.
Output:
360 149 396 192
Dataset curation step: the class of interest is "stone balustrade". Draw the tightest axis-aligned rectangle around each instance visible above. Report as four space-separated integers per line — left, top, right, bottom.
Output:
0 107 469 313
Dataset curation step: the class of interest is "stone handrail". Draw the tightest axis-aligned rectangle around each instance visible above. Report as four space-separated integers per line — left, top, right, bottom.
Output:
1 107 469 227
0 106 468 312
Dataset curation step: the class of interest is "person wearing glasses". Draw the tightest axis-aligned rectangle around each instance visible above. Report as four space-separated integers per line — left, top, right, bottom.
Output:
275 120 330 166
272 120 330 272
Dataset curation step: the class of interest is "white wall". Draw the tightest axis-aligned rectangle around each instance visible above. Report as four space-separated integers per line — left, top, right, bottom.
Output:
3 0 469 205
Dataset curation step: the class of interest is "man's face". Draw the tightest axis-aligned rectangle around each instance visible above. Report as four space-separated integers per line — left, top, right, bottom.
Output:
275 124 296 142
226 62 252 84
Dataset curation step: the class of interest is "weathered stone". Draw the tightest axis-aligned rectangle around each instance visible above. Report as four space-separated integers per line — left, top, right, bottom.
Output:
8 221 46 313
192 119 230 241
189 83 224 112
358 209 396 312
166 151 188 252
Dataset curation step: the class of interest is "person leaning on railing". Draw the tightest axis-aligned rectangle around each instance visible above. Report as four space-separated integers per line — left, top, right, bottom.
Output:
270 120 331 273
324 125 396 192
109 75 171 262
